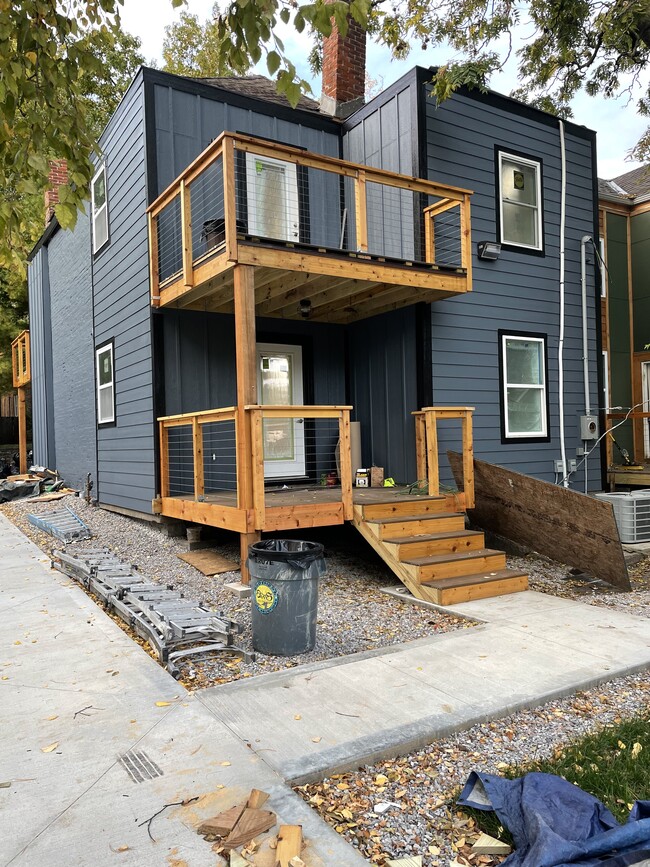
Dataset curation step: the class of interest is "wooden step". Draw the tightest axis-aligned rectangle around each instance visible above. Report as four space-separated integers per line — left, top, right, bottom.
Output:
424 568 529 606
382 529 485 559
408 549 507 582
361 497 448 520
371 512 467 539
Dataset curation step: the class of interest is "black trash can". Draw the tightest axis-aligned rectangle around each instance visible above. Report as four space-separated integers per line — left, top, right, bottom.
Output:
248 540 326 656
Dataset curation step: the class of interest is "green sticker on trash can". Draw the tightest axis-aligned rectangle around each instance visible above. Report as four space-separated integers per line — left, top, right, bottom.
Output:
254 581 278 614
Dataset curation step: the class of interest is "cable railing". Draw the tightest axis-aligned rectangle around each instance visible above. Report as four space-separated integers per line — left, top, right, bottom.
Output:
12 330 30 388
147 132 473 305
413 407 475 509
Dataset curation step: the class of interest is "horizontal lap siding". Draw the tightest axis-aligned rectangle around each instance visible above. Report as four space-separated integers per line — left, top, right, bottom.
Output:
94 73 156 514
47 210 96 488
424 87 600 489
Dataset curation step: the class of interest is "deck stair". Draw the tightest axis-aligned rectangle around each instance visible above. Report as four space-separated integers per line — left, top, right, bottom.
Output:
353 496 528 605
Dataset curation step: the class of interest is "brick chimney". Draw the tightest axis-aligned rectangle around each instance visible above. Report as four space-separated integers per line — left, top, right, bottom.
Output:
44 159 68 226
320 1 366 119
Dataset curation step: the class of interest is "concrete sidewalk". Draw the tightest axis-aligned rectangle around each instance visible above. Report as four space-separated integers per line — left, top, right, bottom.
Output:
3 512 650 866
0 513 365 867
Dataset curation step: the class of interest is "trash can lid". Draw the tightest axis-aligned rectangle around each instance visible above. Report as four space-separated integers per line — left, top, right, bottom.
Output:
248 539 324 566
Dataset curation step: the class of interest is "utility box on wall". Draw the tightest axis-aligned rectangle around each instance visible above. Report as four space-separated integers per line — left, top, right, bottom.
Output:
580 415 599 440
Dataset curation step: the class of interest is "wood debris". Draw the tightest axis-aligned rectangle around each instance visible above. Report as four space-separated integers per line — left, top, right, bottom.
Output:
274 824 303 866
197 788 276 852
471 833 512 856
178 549 238 575
387 857 422 866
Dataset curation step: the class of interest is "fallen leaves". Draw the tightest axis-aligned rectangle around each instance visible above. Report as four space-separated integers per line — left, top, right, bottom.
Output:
41 742 59 753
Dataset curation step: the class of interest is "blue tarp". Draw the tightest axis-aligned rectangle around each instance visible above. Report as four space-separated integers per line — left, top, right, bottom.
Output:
458 771 650 866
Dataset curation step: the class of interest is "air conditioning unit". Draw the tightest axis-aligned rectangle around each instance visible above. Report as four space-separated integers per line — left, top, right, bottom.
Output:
594 491 650 544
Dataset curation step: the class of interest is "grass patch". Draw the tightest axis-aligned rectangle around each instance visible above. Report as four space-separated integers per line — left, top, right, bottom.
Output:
466 713 650 842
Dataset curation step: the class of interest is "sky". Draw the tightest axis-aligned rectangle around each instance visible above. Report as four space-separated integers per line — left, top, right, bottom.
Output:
120 0 648 180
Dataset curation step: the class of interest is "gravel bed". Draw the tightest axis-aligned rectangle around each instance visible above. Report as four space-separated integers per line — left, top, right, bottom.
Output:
1 494 474 688
297 670 650 866
506 550 650 618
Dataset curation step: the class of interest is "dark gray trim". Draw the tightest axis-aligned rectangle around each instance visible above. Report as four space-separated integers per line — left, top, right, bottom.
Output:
591 135 608 490
41 247 56 468
417 66 597 144
141 67 340 135
415 302 433 409
27 217 60 262
143 76 159 206
498 329 551 444
95 338 117 429
494 145 546 258
414 68 429 180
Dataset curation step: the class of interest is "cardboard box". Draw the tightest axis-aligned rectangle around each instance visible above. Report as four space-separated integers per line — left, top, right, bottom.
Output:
369 466 384 487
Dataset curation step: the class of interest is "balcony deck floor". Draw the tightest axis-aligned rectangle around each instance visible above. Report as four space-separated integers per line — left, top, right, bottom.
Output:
168 484 445 509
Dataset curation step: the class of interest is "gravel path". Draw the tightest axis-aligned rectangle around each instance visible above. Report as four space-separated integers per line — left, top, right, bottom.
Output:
0 494 473 688
296 670 650 866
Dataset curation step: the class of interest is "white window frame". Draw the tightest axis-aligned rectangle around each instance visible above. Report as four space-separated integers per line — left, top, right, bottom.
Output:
498 151 543 251
91 164 109 254
96 343 115 425
501 333 548 439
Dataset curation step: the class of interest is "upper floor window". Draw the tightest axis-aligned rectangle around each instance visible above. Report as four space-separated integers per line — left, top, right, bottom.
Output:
500 332 549 441
96 341 115 426
497 151 543 252
91 164 109 253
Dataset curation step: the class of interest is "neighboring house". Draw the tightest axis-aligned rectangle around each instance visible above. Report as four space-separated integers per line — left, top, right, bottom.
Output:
599 167 650 480
27 18 601 602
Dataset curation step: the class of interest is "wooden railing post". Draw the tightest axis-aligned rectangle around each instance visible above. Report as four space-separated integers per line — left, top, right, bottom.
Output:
414 412 427 481
192 417 204 501
223 136 238 263
424 410 440 497
355 169 368 252
148 212 160 305
159 422 169 498
249 407 265 530
17 386 27 474
460 193 472 290
180 179 193 289
461 409 474 509
339 409 353 520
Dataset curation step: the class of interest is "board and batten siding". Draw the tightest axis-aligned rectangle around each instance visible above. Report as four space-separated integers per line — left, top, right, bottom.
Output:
27 248 54 468
422 82 600 488
93 70 156 514
46 209 97 489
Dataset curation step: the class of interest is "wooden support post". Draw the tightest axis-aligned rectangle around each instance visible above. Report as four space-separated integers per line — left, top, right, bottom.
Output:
250 407 265 529
355 170 368 252
424 410 439 497
148 211 160 305
234 264 257 520
424 212 435 264
414 412 426 481
339 409 353 520
159 423 170 498
239 531 261 586
192 417 204 501
223 137 238 262
461 409 475 509
17 386 27 474
460 193 472 289
180 179 193 288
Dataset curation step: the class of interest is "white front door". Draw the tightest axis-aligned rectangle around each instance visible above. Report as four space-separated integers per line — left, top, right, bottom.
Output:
246 153 299 242
643 361 650 460
257 343 305 479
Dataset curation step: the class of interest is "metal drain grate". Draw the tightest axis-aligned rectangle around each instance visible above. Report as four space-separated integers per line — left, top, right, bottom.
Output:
118 749 163 783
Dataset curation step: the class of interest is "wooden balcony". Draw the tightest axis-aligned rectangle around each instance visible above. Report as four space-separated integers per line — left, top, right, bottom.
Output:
147 133 473 321
11 330 30 388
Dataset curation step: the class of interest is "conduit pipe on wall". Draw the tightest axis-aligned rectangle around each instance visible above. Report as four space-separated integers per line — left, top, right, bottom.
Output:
558 120 569 487
581 234 593 494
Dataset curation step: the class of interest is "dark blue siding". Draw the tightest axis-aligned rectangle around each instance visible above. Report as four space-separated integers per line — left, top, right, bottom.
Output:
93 71 157 513
27 249 53 467
423 86 599 489
47 209 97 488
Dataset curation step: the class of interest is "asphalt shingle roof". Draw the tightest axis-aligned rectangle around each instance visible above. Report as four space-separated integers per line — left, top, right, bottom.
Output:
611 164 650 198
195 74 323 114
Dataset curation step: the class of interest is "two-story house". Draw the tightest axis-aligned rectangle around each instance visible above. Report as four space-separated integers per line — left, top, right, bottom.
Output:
26 17 601 604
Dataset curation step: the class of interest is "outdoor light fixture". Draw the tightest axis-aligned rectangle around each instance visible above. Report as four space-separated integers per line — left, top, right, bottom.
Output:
299 298 312 319
477 240 502 261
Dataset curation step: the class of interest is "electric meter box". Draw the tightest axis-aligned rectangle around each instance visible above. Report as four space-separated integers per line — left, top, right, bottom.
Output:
580 414 599 440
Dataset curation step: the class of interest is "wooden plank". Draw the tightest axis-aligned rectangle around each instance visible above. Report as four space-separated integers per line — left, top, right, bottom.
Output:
339 410 353 520
234 264 257 514
239 531 261 585
250 407 265 530
197 804 245 836
223 136 238 262
263 502 344 531
461 193 472 291
424 410 439 497
192 416 204 501
17 386 27 475
223 807 276 849
461 410 475 508
159 498 248 532
275 825 303 867
355 170 368 252
180 179 193 288
246 789 270 809
148 211 160 304
158 252 232 308
447 451 631 590
159 422 169 498
434 573 528 606
415 413 426 481
178 549 239 575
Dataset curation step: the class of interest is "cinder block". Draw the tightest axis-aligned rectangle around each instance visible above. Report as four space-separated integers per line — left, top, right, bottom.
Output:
225 581 251 599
